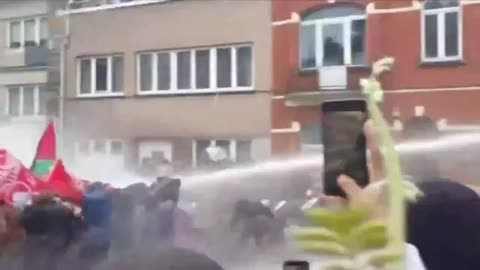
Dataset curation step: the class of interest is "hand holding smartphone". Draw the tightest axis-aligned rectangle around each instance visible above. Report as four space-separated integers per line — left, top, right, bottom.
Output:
322 100 368 197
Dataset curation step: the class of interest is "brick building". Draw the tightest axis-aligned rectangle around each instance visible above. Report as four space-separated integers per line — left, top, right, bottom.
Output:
271 0 480 156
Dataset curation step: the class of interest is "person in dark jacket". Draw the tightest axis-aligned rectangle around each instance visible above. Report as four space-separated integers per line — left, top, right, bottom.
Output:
230 200 278 247
20 193 80 270
407 180 480 270
143 177 181 248
111 190 134 252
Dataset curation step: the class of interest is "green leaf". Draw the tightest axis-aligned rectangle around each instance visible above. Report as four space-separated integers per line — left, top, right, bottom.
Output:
348 220 389 252
293 227 340 242
366 250 402 268
305 208 369 235
296 240 348 256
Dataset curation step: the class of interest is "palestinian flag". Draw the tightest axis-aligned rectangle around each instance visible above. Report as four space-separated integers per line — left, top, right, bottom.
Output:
30 121 56 176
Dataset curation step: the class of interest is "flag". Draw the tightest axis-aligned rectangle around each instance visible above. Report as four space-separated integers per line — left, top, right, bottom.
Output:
0 149 47 205
30 121 56 176
47 160 83 204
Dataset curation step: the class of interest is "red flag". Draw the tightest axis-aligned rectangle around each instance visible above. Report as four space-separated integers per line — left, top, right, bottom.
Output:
30 121 56 176
0 149 47 204
47 160 83 204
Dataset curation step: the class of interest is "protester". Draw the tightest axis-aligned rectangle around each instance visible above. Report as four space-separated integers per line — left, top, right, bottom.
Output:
143 177 181 248
230 200 279 247
321 120 426 269
77 183 113 270
20 193 80 270
0 199 25 268
407 180 480 270
111 190 134 253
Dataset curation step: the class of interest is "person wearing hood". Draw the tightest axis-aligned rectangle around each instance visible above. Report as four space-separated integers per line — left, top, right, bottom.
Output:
20 193 79 270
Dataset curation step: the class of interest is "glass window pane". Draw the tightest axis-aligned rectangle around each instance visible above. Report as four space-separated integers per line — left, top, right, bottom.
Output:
351 20 366 65
195 50 210 89
425 15 438 58
38 85 48 115
93 140 106 154
139 54 152 91
110 141 123 155
157 53 171 90
322 23 344 66
196 140 211 167
9 22 21 48
95 58 108 92
424 0 458 9
303 6 365 21
177 51 191 89
217 48 232 88
216 140 231 160
8 88 20 116
80 59 91 94
237 47 252 87
78 141 89 155
300 24 316 68
112 56 123 92
24 19 36 47
445 12 459 57
40 18 48 47
301 123 323 145
236 140 251 163
23 86 35 116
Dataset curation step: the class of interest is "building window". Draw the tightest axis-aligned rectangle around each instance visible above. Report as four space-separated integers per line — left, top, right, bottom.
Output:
301 123 323 153
137 44 253 94
6 85 48 117
75 139 124 157
7 17 48 49
193 139 251 168
77 55 124 96
300 5 366 69
422 0 461 62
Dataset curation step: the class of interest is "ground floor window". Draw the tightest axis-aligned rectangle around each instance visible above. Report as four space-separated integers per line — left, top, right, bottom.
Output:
75 139 124 158
193 139 251 168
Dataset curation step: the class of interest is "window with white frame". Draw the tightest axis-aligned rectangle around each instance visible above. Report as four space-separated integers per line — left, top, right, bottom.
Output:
7 17 48 49
75 139 124 157
422 0 461 62
78 55 124 96
300 5 366 69
6 85 49 117
137 44 253 93
193 139 251 167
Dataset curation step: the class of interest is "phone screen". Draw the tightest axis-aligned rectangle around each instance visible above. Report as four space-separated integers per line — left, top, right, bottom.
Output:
322 100 368 197
283 261 309 270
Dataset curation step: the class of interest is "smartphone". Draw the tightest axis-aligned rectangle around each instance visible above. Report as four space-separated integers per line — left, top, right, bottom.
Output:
322 100 368 197
283 260 310 270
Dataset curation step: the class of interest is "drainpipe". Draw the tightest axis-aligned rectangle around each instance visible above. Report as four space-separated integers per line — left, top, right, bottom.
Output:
58 0 71 157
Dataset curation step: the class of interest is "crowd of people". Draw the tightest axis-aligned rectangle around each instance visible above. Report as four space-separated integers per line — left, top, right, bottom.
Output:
2 119 480 270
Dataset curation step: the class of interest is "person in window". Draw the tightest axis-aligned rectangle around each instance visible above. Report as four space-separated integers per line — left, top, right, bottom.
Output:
323 37 344 66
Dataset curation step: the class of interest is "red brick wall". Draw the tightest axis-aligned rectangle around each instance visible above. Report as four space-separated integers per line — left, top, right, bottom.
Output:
272 0 480 155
